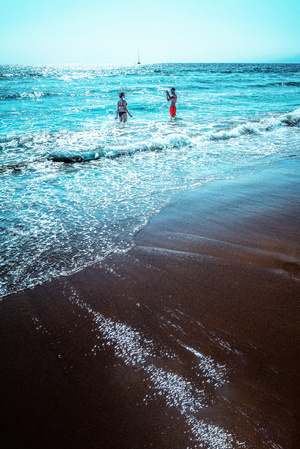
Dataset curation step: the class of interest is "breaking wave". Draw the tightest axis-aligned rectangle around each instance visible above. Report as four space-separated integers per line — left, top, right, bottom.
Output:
0 91 55 101
202 108 300 141
47 108 300 163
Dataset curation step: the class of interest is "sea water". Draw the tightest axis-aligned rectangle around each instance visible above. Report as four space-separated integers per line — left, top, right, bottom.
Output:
0 63 299 298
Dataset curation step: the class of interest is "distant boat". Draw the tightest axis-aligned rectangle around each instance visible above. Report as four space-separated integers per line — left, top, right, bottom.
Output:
137 50 141 64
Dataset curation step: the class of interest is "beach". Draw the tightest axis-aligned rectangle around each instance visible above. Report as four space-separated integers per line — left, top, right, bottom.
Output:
1 158 299 449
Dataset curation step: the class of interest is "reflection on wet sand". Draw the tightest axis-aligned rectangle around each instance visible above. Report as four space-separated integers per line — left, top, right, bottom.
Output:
1 160 299 449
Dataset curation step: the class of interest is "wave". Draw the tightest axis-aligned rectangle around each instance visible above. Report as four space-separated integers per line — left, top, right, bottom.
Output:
0 68 46 79
2 107 298 168
45 108 300 163
272 81 300 87
201 108 300 141
0 92 54 101
245 64 299 73
0 161 31 174
47 144 163 163
255 81 300 88
48 149 105 163
0 133 37 145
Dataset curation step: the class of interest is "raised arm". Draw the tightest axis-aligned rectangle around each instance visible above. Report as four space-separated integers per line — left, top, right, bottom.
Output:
166 90 171 101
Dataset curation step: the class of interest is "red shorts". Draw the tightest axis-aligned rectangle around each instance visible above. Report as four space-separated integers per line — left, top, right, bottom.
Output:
170 105 176 117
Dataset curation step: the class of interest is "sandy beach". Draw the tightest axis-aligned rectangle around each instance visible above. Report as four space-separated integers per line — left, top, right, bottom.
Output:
1 158 299 449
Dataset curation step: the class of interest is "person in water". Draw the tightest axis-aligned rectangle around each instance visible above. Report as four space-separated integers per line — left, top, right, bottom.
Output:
115 92 133 123
166 87 177 118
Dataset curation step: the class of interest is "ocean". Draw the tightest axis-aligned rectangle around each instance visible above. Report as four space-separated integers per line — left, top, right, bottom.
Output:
0 63 299 298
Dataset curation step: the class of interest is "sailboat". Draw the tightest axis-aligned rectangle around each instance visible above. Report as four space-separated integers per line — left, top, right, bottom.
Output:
137 50 141 64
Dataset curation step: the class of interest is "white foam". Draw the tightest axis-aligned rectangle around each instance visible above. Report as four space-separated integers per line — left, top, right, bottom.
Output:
180 343 227 388
67 285 244 448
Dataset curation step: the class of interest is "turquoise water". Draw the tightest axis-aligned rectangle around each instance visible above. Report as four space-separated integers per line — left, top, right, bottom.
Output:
1 63 299 297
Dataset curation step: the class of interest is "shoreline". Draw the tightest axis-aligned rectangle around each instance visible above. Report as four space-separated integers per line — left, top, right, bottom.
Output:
1 158 300 449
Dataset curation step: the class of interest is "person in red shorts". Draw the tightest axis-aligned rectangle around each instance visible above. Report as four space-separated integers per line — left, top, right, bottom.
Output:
166 87 177 118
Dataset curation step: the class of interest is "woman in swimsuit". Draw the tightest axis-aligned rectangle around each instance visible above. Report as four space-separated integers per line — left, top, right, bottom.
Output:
115 92 133 123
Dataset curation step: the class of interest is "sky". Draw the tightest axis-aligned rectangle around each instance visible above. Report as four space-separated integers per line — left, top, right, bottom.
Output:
1 0 300 64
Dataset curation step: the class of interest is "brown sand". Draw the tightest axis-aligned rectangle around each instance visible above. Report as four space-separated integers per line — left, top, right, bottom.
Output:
1 160 300 449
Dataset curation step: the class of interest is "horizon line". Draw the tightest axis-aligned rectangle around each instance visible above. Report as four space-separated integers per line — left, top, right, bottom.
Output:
1 61 300 65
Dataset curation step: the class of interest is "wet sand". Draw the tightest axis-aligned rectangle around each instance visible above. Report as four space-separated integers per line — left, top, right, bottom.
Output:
1 159 300 449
